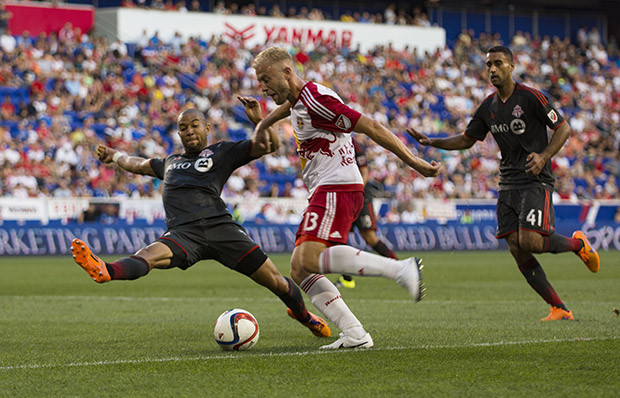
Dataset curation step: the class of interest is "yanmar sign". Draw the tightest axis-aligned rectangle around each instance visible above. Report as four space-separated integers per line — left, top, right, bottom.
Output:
111 9 445 52
224 22 354 48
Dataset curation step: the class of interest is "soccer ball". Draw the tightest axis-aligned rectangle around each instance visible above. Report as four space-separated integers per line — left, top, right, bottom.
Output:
213 309 260 351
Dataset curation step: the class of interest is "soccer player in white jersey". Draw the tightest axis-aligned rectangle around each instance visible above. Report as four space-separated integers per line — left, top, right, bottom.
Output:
251 47 440 349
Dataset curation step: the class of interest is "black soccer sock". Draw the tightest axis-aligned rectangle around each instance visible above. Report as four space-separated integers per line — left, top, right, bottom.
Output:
107 256 150 280
372 240 398 259
277 277 311 323
542 233 582 254
518 255 568 311
341 275 353 282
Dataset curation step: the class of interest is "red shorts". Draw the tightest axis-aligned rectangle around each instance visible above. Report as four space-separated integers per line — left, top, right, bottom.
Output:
296 184 364 246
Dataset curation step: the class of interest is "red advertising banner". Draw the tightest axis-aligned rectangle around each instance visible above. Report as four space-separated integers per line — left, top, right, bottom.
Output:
5 1 94 36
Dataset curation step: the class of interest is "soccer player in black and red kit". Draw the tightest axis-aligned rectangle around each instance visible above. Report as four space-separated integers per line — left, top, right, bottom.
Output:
408 46 600 321
71 97 330 339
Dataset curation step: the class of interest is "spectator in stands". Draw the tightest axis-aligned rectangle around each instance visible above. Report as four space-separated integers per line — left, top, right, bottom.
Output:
0 1 12 35
0 28 15 53
77 203 102 223
269 4 284 18
384 3 396 25
189 0 201 12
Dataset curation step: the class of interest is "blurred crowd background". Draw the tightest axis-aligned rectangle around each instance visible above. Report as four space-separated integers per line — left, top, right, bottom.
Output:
0 1 618 220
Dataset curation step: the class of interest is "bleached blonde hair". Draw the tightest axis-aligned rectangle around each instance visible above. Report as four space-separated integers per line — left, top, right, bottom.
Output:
252 47 293 69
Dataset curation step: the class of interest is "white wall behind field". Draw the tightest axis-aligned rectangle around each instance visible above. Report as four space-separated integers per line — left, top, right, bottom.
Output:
96 8 446 53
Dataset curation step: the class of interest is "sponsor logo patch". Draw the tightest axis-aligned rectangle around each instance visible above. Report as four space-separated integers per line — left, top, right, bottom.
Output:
510 119 526 135
335 114 352 130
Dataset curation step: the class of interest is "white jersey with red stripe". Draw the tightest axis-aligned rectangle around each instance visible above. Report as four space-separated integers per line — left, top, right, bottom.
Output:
290 81 364 195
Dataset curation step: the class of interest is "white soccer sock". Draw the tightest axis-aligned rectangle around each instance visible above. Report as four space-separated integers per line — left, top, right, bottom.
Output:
318 245 402 280
299 273 365 339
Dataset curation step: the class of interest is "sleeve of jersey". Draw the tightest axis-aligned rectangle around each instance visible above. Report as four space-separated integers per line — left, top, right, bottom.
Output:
530 90 565 130
464 104 489 141
149 158 165 180
226 140 254 168
300 88 362 133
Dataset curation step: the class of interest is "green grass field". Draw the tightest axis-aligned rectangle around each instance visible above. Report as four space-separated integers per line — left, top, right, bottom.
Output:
1 251 618 397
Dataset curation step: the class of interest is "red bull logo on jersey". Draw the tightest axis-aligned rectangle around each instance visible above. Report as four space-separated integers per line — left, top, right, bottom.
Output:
297 134 337 159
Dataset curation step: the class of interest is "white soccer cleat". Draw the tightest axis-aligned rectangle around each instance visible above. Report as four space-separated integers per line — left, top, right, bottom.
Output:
395 257 425 302
319 332 374 350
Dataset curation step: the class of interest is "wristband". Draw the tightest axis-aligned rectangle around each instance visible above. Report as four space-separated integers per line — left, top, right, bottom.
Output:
112 152 124 163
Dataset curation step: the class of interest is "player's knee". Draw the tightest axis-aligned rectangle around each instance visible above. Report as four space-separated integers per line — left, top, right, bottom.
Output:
289 259 305 284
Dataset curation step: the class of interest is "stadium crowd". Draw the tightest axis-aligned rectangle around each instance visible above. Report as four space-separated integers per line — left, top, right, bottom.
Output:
0 17 618 221
116 0 433 27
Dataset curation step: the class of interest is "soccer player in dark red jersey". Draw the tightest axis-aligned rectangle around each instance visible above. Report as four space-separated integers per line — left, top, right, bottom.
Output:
71 98 331 339
408 45 600 321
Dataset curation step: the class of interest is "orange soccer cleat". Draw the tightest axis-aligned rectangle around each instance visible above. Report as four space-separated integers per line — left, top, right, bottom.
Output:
287 308 331 338
541 306 574 321
71 238 110 283
572 231 600 273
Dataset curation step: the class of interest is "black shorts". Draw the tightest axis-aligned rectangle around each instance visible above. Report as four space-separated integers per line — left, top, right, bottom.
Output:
352 196 377 232
495 186 555 239
156 218 267 276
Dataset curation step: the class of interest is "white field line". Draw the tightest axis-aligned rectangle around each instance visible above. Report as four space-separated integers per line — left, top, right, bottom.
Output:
2 295 618 305
1 336 618 371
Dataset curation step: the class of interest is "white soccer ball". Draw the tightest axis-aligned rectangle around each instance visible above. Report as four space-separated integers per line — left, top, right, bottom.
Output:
213 309 260 351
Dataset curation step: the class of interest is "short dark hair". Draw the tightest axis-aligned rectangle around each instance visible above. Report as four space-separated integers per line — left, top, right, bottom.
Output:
487 46 513 62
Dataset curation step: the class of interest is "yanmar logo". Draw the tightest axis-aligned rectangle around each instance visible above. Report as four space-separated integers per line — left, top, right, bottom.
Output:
223 21 354 48
224 23 255 42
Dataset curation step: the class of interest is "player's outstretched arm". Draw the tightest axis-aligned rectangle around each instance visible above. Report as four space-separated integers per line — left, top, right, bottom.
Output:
96 145 157 177
406 127 476 150
354 115 440 177
238 96 280 156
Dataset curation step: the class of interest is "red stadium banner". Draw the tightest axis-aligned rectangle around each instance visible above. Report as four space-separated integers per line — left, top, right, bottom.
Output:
5 1 94 36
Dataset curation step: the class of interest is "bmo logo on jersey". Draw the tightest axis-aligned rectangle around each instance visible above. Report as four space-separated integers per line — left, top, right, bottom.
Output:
194 157 213 172
510 119 526 135
490 123 509 134
168 158 213 173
